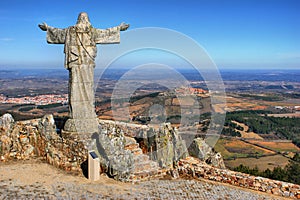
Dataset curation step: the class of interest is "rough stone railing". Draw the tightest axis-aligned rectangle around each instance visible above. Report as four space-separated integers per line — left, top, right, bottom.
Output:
99 120 188 168
99 119 149 138
177 157 300 199
0 114 88 174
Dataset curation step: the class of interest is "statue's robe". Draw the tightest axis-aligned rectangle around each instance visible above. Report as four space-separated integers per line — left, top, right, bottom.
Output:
46 25 120 133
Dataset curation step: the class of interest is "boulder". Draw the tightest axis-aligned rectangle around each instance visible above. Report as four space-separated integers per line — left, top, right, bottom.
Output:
188 137 212 161
91 126 134 181
188 137 225 169
0 113 14 134
38 114 58 140
145 123 188 168
208 152 226 169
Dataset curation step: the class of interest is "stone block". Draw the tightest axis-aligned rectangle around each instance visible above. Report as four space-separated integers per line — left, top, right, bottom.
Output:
64 118 99 133
88 151 100 181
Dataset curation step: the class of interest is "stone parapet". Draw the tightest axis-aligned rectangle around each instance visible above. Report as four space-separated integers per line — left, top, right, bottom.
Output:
176 157 300 199
0 114 88 173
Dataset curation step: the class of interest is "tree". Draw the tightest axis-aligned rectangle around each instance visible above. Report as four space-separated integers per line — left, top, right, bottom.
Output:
285 161 300 184
270 166 287 182
262 168 272 178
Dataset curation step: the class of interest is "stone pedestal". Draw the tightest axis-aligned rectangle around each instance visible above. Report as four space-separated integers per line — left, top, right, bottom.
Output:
63 118 99 134
61 130 94 151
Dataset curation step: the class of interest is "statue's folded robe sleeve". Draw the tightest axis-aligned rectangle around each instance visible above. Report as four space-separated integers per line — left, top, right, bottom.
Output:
46 27 67 44
93 26 120 44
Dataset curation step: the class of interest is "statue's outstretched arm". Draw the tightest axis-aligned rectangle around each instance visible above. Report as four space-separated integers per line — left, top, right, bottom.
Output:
39 23 66 44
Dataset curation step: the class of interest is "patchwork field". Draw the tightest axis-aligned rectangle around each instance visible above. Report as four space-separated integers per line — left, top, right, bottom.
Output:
213 138 275 160
222 96 268 112
267 113 300 118
213 136 299 171
96 92 212 125
247 140 300 153
224 154 290 171
221 94 300 113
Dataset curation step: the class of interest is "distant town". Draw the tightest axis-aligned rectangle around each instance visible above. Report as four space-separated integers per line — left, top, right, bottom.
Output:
0 94 68 105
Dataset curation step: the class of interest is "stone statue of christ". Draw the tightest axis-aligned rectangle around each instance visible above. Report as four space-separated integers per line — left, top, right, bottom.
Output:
39 12 129 133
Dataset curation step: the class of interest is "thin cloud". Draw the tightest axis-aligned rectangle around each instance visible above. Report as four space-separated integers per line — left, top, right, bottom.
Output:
277 52 300 59
0 38 14 42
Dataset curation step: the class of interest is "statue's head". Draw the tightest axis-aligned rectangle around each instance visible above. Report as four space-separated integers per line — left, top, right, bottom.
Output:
77 12 91 25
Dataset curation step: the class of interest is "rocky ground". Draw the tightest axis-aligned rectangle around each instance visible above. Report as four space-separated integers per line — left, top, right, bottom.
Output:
0 158 288 200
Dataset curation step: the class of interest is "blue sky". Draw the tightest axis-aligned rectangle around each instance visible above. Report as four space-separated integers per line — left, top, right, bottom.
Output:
0 0 299 70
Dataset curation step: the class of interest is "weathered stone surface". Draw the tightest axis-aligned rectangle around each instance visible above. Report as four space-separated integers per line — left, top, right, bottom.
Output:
0 113 14 133
124 136 165 181
91 123 133 181
208 152 226 169
38 114 57 139
0 115 40 160
0 135 11 158
176 156 300 199
63 118 99 133
188 137 225 169
0 114 87 172
188 137 212 160
142 123 188 168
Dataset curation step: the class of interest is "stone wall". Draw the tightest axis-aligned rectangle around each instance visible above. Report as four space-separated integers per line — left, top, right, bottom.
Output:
91 123 134 181
0 114 88 173
98 120 225 169
98 120 188 168
177 157 300 199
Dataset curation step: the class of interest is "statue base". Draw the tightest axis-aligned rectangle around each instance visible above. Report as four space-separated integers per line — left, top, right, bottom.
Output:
61 129 94 150
63 118 99 134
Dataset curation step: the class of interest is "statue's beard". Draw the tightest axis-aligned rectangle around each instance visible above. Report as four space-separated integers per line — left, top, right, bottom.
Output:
76 20 91 32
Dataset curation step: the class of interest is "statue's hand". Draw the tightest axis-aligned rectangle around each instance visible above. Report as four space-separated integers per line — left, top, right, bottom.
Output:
38 22 48 31
119 22 130 31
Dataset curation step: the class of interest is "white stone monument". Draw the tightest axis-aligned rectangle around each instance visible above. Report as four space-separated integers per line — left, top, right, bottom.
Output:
39 12 129 133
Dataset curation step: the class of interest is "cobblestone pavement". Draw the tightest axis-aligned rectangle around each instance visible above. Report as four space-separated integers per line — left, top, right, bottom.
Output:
136 179 286 200
0 161 286 200
0 178 287 199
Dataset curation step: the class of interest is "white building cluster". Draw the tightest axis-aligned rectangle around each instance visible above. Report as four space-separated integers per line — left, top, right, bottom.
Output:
0 94 68 105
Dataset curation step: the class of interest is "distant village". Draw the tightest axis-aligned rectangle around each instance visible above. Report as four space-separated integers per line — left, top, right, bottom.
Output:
175 87 210 98
0 94 68 105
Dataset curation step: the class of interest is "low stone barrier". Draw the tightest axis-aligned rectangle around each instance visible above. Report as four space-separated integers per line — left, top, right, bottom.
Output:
0 114 88 173
177 157 300 199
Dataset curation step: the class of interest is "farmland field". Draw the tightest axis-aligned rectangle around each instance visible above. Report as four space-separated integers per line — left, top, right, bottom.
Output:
247 140 300 153
267 113 300 118
224 154 290 171
213 138 275 160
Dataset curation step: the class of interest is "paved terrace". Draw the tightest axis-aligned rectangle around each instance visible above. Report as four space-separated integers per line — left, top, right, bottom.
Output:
0 159 286 200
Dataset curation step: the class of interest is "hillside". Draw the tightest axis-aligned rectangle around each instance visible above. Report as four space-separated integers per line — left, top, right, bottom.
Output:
223 110 300 147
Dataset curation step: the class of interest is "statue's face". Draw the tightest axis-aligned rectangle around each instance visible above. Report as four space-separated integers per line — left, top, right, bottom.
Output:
77 12 90 24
